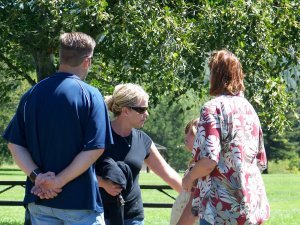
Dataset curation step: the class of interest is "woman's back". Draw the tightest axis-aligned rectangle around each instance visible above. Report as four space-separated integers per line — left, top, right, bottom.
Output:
193 93 270 224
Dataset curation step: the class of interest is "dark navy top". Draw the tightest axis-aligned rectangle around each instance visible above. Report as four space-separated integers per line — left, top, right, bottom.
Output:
96 128 152 219
2 72 113 212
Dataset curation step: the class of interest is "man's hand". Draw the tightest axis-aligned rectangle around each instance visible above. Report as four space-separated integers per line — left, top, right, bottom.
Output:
31 172 62 199
31 185 62 199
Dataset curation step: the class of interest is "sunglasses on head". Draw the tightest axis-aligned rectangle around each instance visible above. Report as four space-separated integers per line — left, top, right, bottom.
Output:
130 106 148 114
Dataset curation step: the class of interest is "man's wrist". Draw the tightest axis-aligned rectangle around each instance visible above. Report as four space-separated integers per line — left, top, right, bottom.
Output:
29 168 42 183
56 174 66 188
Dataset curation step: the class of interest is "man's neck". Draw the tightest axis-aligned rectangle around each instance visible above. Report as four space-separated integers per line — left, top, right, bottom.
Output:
58 65 84 80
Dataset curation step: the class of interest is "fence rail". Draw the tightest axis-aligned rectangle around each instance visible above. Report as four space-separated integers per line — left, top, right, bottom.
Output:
0 181 174 208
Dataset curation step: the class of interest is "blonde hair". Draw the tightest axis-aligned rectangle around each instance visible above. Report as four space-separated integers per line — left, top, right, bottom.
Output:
59 32 96 67
106 83 149 116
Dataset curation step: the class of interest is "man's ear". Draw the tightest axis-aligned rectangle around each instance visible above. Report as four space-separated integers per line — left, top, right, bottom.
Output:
82 58 90 69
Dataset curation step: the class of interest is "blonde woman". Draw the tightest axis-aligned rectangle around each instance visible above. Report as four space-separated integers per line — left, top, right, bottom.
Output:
96 83 182 225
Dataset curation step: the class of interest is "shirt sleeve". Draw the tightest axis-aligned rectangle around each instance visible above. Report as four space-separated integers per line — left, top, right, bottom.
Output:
256 126 268 172
2 91 30 147
192 103 221 163
141 130 152 159
83 89 113 151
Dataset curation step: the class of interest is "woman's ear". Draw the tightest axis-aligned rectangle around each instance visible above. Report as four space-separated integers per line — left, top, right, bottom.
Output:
121 106 130 116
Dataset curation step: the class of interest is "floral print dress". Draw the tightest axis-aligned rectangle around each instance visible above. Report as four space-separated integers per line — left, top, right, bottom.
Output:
192 92 270 225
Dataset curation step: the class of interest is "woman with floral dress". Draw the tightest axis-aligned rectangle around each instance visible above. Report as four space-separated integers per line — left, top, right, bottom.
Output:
182 50 270 225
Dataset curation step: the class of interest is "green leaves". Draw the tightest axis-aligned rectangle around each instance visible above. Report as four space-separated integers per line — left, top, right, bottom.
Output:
0 0 299 133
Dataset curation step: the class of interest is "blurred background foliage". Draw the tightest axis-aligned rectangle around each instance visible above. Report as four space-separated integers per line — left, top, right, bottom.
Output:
0 0 299 170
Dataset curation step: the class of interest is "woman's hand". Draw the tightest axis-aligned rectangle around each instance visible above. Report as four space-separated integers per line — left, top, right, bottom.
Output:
99 177 122 196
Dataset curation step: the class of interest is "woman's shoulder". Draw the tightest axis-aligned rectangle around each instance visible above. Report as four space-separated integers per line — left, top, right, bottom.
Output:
132 128 150 138
201 98 220 114
133 128 152 146
202 95 242 112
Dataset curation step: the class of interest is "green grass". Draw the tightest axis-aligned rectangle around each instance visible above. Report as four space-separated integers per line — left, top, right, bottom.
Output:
143 173 300 225
0 168 26 225
1 167 300 225
262 174 300 225
140 173 176 225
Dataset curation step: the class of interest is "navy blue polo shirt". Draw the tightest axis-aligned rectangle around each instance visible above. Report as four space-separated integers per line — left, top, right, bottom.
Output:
2 72 113 211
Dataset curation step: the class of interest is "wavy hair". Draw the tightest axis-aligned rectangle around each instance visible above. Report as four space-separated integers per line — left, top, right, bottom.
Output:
209 50 245 96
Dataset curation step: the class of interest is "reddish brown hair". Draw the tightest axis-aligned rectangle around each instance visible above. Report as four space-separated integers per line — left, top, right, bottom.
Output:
209 50 245 96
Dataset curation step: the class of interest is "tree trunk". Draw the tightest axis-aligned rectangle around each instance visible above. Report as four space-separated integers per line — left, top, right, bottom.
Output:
34 50 56 82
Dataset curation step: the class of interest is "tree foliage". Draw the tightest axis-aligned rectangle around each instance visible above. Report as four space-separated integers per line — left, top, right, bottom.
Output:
264 84 300 169
143 91 204 171
0 0 299 134
0 64 31 165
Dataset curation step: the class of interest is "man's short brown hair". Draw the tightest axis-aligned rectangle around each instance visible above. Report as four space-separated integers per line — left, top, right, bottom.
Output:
59 32 96 67
209 50 245 96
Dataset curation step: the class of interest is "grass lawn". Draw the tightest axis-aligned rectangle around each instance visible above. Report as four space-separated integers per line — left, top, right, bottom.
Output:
1 167 300 225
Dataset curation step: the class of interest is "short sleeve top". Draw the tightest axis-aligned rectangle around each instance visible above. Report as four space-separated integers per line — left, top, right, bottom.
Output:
192 92 270 225
2 72 113 212
97 128 152 219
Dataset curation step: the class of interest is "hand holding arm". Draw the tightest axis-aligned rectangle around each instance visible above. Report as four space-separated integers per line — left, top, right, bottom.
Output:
47 149 105 189
31 172 62 199
182 158 217 192
7 143 62 199
31 148 104 199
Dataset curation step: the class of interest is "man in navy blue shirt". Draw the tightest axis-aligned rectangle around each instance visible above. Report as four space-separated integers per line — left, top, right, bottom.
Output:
2 32 113 225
